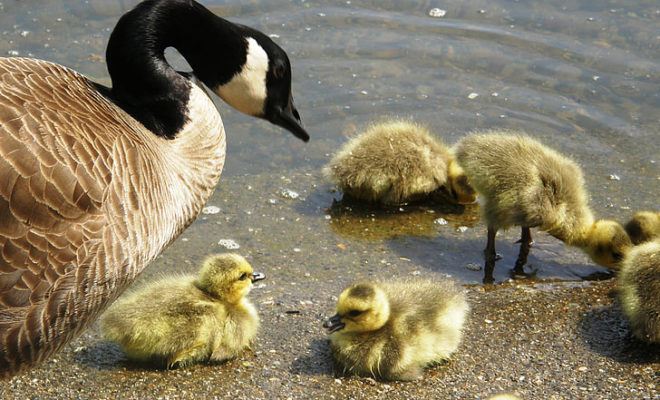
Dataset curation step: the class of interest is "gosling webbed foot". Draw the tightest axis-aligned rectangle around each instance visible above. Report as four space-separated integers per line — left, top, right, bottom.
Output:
509 265 538 280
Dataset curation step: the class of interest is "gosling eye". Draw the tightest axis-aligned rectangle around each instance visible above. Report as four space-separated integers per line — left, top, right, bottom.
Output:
238 273 248 281
348 310 362 318
612 252 623 263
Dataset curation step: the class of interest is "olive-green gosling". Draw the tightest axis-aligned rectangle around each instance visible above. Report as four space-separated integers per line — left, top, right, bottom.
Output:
617 239 660 343
624 211 660 245
323 119 476 205
323 277 468 381
100 253 264 368
454 131 632 283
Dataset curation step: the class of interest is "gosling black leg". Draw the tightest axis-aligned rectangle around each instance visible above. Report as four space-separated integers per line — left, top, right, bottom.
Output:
513 227 533 276
483 226 498 284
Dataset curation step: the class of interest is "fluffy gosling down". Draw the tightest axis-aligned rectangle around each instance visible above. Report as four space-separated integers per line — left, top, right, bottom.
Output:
454 132 632 283
323 119 476 205
617 239 660 343
100 254 264 368
625 211 660 245
323 278 469 381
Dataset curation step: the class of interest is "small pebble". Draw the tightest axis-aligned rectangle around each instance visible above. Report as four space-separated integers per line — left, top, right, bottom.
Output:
428 8 447 18
202 206 221 215
280 188 300 199
467 92 479 99
434 217 448 225
465 263 482 271
218 239 240 249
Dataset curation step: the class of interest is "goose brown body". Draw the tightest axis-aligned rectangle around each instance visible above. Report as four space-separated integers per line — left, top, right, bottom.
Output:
0 57 225 377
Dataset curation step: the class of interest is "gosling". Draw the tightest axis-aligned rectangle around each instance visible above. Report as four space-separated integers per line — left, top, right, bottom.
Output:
617 239 660 343
624 211 660 245
323 119 476 205
100 253 264 368
323 277 469 381
454 131 632 283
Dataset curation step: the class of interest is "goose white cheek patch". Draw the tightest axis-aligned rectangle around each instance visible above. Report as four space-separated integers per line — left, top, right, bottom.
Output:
215 37 268 117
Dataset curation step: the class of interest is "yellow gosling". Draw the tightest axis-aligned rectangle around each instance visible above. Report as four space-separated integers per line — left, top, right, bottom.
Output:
100 254 263 368
617 239 660 343
454 131 632 283
323 277 468 381
324 119 476 205
624 211 660 245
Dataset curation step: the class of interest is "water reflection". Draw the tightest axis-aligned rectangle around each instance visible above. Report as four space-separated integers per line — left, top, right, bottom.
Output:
327 197 479 241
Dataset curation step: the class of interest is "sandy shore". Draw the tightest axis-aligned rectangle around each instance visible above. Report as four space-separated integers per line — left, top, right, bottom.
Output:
3 279 658 399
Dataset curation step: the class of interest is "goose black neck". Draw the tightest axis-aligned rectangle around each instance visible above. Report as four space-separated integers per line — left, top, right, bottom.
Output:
105 0 248 138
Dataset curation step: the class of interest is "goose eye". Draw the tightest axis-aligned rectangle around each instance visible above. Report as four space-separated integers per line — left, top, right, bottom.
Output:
238 273 248 281
612 252 623 262
348 310 362 318
273 60 286 79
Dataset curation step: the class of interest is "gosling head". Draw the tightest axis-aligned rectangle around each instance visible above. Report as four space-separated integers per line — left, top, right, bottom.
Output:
447 160 477 204
624 211 660 245
194 253 265 303
583 220 633 269
323 282 390 334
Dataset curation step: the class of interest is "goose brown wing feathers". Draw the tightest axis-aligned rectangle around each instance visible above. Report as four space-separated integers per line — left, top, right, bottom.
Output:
0 58 133 377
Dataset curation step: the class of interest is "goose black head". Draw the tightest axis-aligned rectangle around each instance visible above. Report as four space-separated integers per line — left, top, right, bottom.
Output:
106 0 309 141
212 26 309 142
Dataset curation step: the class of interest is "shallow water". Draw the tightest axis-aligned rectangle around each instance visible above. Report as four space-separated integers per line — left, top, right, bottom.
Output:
1 0 658 285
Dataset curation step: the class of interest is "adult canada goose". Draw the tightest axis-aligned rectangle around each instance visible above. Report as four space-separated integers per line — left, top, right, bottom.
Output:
454 132 631 283
624 211 660 245
0 0 308 378
101 253 264 367
323 278 468 381
617 239 660 343
323 119 476 206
